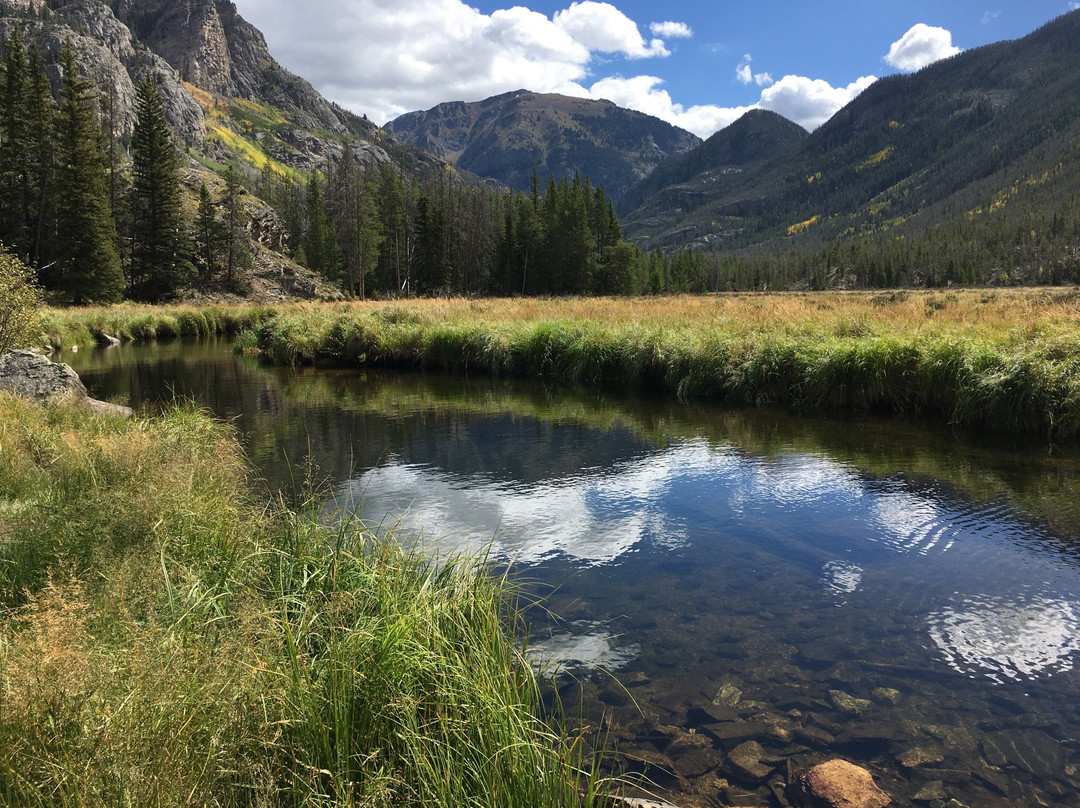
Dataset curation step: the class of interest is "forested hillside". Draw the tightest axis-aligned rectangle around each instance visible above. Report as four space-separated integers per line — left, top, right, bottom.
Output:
4 0 1080 302
0 0 666 303
620 9 1080 289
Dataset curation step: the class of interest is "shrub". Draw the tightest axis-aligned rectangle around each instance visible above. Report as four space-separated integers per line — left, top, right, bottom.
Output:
0 248 43 354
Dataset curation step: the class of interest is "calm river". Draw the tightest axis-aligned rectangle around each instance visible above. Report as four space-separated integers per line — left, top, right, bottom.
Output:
69 339 1080 808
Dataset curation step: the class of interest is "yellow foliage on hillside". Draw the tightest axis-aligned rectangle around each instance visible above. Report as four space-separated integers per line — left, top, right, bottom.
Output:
787 215 820 236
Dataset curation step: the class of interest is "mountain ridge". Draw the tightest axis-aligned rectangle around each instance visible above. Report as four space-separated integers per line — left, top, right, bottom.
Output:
618 8 1080 267
386 89 702 198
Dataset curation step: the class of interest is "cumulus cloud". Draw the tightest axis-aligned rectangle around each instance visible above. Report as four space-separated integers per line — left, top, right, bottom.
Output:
650 20 693 38
589 75 754 138
759 74 877 129
885 23 962 71
736 54 774 86
589 70 872 136
553 1 669 58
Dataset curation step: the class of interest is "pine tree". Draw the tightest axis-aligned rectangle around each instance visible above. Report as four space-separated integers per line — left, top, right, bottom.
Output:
304 174 339 281
220 164 252 290
24 45 54 267
52 39 124 304
0 27 30 258
129 76 192 300
330 150 383 299
193 181 223 282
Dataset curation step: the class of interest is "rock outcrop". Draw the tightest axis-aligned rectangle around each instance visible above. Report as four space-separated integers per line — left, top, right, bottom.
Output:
0 351 133 417
0 0 430 173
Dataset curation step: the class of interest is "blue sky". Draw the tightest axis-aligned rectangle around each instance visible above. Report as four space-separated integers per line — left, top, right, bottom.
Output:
232 0 1080 137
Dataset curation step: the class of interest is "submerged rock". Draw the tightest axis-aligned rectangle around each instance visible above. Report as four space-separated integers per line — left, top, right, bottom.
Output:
727 740 775 782
980 728 1064 777
796 759 891 808
897 746 945 769
0 350 132 417
714 681 744 708
828 690 873 716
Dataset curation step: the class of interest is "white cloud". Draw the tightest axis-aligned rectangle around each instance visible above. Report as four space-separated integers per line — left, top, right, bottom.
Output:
553 1 669 58
650 20 693 38
758 74 877 130
736 54 774 87
884 23 962 71
589 70 872 137
232 0 678 124
589 75 754 138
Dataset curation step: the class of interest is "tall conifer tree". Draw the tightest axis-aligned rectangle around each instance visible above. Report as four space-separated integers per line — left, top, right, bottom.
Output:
220 164 252 289
0 27 30 256
129 76 192 299
52 39 124 303
193 181 222 282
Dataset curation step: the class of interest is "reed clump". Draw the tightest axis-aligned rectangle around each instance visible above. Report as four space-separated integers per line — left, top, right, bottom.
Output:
0 394 607 807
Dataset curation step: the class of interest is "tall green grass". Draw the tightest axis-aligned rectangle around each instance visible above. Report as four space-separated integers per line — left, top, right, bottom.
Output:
0 394 609 807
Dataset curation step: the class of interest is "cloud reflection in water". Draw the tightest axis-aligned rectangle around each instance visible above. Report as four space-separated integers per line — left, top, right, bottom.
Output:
927 595 1080 683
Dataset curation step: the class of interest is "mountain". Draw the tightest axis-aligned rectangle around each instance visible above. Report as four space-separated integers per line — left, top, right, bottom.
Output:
0 0 438 173
618 109 809 249
0 0 453 301
386 90 701 198
619 9 1080 268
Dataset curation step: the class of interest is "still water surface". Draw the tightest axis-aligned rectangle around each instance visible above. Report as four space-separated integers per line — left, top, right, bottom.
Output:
70 340 1080 808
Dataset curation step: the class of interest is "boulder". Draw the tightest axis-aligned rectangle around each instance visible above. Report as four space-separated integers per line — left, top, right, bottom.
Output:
0 350 132 417
796 759 891 808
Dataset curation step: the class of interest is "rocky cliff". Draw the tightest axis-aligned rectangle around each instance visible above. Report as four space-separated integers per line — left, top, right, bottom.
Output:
0 0 428 171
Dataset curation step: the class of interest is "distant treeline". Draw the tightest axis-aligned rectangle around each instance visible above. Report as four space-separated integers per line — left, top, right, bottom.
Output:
258 159 714 299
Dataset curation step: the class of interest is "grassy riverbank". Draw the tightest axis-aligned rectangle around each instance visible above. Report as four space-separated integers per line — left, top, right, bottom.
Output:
0 395 606 807
40 302 278 349
245 290 1080 439
43 289 1080 438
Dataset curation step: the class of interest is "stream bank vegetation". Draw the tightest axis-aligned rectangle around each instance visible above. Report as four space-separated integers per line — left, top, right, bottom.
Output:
43 287 1080 440
246 289 1080 440
0 395 610 807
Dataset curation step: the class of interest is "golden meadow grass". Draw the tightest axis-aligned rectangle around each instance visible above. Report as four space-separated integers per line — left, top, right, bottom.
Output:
44 289 1080 438
0 396 608 807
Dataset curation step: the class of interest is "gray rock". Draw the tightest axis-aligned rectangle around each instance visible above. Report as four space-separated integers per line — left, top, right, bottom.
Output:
912 781 947 803
871 688 901 706
0 350 87 400
713 681 744 708
0 351 132 417
828 690 873 716
610 798 684 808
897 746 945 769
